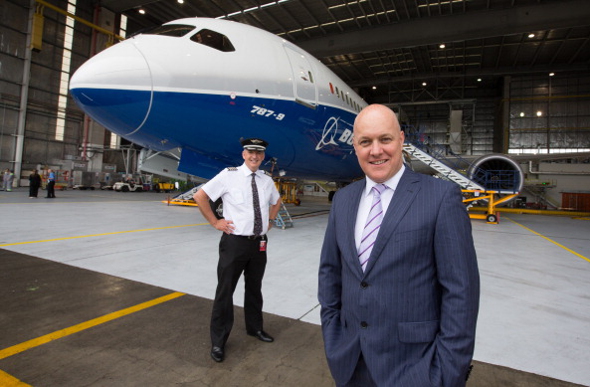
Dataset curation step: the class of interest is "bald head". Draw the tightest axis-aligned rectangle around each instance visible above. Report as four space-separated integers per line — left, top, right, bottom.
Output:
353 104 405 183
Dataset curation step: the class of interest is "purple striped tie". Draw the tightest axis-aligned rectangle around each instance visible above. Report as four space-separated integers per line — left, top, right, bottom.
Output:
358 184 386 271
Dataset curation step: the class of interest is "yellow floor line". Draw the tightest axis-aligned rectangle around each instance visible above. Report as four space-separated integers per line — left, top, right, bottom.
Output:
0 291 185 361
0 370 32 387
506 217 590 263
0 223 208 247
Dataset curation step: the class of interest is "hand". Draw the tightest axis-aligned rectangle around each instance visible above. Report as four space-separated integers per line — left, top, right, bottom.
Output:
214 219 235 234
268 220 274 231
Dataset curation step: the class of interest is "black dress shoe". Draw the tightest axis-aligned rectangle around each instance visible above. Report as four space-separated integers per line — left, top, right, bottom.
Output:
247 330 274 342
210 346 224 362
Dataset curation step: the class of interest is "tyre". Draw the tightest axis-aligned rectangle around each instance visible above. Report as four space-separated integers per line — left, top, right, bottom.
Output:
210 198 224 219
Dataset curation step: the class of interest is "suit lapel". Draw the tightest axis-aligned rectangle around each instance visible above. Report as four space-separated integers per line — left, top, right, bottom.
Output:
343 180 365 277
363 169 422 275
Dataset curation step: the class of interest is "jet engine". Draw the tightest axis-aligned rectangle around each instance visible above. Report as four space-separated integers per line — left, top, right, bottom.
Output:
467 154 524 194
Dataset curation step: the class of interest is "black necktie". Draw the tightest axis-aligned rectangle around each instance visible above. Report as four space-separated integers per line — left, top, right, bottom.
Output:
251 173 263 236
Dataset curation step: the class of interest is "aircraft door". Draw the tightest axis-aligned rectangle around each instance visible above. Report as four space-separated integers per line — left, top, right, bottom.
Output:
284 44 317 109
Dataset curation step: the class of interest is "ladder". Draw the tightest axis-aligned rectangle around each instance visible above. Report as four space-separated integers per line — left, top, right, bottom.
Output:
274 203 294 229
403 144 486 191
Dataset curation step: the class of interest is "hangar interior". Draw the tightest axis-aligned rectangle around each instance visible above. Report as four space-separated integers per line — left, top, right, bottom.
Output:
1 2 590 387
1 0 590 209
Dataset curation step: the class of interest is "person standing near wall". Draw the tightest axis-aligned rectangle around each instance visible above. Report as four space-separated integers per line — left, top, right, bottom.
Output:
3 169 14 192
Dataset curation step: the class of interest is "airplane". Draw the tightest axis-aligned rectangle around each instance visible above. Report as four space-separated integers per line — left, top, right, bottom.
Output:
69 17 367 183
69 17 525 195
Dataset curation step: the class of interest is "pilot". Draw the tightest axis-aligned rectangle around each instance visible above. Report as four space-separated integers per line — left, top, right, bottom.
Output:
193 137 282 363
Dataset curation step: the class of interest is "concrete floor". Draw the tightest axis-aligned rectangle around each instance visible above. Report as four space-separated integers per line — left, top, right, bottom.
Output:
0 187 589 387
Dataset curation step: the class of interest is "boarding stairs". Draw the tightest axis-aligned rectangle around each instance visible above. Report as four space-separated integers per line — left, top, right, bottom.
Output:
163 185 202 206
403 143 486 191
274 203 294 229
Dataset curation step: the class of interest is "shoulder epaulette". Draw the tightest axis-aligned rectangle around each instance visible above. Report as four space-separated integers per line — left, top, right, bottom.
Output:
226 167 238 171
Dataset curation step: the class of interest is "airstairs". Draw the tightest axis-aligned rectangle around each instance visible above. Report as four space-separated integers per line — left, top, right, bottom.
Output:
403 143 486 191
163 185 201 206
403 128 522 195
402 130 522 223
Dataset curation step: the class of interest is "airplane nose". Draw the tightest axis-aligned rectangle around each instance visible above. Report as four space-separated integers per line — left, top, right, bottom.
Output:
69 40 152 137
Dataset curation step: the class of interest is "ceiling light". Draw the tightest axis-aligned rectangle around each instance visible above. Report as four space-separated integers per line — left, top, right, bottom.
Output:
422 82 427 86
177 0 184 3
138 8 146 14
477 78 482 82
520 112 525 117
536 111 543 117
439 43 445 49
549 72 555 77
372 86 377 90
528 33 535 38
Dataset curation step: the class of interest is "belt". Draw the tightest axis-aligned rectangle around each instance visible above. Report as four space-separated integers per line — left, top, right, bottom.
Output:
231 234 266 240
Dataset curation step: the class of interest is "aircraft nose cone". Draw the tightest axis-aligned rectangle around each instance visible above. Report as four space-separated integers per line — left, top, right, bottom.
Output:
69 40 152 137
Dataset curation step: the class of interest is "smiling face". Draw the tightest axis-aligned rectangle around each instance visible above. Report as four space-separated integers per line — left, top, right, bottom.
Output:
242 149 265 172
353 104 405 183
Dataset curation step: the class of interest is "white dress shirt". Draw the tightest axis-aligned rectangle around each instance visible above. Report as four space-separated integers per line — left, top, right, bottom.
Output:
354 164 405 252
202 163 281 236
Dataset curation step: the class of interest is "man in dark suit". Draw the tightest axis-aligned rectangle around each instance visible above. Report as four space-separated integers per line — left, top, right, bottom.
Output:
318 104 480 387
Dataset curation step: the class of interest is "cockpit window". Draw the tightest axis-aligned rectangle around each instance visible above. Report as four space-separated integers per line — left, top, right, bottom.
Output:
190 29 235 52
143 24 195 37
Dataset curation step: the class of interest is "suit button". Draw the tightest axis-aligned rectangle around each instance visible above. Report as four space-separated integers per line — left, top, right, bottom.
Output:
360 321 368 328
360 281 368 288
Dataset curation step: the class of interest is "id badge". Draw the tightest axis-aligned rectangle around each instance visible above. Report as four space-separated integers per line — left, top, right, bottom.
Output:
259 240 267 252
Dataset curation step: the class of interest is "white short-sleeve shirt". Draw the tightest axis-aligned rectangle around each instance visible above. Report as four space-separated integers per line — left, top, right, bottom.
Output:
202 163 281 236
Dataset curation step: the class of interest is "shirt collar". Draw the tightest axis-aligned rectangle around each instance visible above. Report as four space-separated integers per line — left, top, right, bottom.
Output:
239 163 260 177
364 164 405 197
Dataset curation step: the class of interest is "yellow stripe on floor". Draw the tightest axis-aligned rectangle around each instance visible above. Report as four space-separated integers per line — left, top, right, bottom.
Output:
0 370 32 387
0 292 185 361
0 224 208 247
507 217 590 263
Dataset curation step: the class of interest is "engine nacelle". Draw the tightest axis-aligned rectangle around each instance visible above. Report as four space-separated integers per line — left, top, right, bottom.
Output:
467 154 524 194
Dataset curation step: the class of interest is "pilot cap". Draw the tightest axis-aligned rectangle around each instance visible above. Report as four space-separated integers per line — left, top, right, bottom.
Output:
240 138 268 151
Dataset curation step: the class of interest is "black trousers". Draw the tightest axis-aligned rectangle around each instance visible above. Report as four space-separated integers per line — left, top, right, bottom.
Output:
210 233 267 347
46 181 55 197
29 184 40 197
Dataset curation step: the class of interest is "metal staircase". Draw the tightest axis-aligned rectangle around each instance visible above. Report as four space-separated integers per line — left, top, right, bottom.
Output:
403 143 486 190
274 203 294 229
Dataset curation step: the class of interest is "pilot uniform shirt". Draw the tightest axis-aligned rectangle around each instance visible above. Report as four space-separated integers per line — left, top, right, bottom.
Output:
202 163 280 236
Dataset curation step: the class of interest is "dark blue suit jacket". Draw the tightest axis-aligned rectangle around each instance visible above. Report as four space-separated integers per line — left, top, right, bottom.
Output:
318 168 480 387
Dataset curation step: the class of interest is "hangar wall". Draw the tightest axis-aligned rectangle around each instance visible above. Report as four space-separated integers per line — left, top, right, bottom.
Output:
0 0 117 186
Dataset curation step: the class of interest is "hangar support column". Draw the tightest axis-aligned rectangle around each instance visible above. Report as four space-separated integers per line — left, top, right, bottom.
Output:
13 0 36 187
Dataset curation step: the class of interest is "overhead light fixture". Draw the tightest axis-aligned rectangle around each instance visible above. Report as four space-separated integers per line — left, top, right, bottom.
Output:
138 8 146 14
528 33 535 38
477 78 482 82
520 112 525 117
549 72 555 77
177 0 184 3
372 86 377 90
536 111 543 117
439 43 445 49
422 82 427 86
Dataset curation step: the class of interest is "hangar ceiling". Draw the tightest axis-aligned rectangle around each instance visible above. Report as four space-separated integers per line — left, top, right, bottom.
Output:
100 0 590 105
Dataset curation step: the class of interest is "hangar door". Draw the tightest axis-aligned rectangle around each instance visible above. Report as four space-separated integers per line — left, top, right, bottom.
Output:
284 44 317 109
